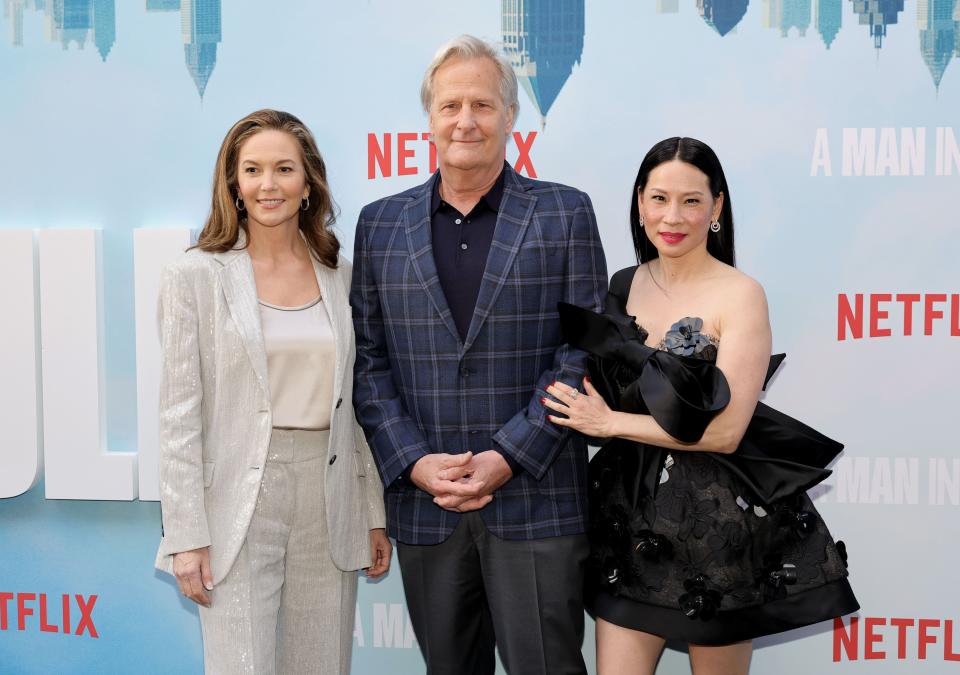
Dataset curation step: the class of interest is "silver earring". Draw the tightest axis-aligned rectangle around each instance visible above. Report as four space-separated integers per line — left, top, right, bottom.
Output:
301 197 310 211
235 196 245 211
710 220 721 233
639 214 645 227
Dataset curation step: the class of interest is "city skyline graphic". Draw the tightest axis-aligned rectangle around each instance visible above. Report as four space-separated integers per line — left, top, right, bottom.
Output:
3 0 960 106
3 0 221 97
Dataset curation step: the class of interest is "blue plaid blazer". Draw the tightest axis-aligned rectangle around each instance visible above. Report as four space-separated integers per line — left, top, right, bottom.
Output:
351 165 607 545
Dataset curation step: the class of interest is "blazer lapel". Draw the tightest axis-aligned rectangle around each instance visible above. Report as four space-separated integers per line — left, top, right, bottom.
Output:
404 173 461 345
462 167 537 353
214 241 270 398
311 254 349 406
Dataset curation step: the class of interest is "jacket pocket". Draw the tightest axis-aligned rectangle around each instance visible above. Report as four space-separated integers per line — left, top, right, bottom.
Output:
352 451 367 477
202 461 216 488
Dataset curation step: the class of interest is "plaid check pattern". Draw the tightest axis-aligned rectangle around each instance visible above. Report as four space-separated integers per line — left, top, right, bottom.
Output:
351 165 608 545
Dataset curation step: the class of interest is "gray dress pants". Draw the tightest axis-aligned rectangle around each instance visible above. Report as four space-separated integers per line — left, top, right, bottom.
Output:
398 511 589 675
198 429 357 675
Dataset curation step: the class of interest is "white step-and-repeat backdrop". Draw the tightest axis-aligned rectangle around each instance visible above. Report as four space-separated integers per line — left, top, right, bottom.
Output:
2 1 959 673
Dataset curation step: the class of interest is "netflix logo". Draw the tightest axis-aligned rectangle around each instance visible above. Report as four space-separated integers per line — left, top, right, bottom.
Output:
834 616 960 662
366 131 538 180
0 592 99 638
837 293 960 340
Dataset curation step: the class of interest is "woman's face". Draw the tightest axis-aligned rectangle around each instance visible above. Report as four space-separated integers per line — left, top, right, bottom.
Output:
638 159 722 259
235 129 309 233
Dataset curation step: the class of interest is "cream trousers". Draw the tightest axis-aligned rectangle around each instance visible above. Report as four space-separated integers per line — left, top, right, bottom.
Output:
198 429 357 675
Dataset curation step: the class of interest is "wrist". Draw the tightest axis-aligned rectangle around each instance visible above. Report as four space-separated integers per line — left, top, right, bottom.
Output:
606 411 626 439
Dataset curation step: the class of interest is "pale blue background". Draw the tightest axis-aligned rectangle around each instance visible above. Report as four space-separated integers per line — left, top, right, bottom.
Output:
2 1 959 673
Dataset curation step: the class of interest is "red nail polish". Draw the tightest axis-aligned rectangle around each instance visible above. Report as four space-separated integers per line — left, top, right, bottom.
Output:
540 397 546 404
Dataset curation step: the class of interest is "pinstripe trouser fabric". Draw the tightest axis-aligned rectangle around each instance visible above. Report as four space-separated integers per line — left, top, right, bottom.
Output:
198 429 357 675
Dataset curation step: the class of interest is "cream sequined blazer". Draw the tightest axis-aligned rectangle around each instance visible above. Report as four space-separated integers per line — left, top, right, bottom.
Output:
154 237 385 583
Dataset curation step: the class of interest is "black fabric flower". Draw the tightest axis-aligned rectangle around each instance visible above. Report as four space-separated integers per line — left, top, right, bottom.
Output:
633 530 674 562
662 317 718 359
757 556 799 601
836 540 849 568
678 574 723 620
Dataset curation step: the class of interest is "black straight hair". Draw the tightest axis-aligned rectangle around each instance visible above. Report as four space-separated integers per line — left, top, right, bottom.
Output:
629 137 736 267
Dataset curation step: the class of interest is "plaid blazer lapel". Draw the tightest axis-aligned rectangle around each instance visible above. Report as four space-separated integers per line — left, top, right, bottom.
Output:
462 166 537 353
403 174 461 346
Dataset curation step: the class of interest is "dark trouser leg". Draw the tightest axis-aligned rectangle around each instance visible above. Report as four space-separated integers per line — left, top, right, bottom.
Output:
477 518 589 675
397 516 496 675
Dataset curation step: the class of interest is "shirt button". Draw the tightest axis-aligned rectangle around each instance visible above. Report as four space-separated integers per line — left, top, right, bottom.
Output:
336 397 343 409
455 218 462 225
329 455 337 465
460 243 468 250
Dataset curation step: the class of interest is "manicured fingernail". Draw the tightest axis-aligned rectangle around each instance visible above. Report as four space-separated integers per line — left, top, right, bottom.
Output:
540 397 546 404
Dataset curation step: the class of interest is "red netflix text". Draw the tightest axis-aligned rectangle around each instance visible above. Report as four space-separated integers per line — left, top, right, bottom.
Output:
833 616 960 662
0 592 99 638
837 293 960 340
367 131 538 179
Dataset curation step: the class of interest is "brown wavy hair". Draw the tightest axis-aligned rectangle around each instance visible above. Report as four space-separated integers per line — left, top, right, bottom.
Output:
193 109 339 268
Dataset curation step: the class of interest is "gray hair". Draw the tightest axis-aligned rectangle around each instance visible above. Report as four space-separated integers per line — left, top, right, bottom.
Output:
420 34 519 118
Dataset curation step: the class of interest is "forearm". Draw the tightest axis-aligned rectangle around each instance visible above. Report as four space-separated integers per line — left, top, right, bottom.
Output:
608 409 742 454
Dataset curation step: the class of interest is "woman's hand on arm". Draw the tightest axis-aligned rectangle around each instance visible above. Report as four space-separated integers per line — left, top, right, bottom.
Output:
366 529 391 578
173 547 213 607
546 276 771 455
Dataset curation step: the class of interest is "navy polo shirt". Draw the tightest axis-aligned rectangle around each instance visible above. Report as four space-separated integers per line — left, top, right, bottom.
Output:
430 169 504 341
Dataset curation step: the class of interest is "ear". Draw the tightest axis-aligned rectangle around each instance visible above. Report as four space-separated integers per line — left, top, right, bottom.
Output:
712 192 724 222
505 104 516 133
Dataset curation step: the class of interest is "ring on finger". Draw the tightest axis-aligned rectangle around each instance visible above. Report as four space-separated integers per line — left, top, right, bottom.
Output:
570 389 579 400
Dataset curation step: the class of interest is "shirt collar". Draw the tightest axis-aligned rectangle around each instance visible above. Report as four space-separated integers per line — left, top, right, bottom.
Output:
431 164 506 216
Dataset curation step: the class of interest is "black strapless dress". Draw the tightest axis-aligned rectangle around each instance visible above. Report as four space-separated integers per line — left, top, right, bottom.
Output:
559 266 858 645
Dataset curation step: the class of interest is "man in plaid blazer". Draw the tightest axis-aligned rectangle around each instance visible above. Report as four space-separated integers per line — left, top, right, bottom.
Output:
351 35 607 675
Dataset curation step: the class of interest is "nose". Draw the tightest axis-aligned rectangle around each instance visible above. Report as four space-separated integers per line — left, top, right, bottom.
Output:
261 170 278 190
456 105 476 131
663 203 683 225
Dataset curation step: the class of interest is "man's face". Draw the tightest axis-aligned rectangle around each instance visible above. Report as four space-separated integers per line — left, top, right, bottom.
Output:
428 56 514 175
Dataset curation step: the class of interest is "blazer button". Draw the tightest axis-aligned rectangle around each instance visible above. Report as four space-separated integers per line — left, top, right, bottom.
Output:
329 455 337 465
336 397 343 409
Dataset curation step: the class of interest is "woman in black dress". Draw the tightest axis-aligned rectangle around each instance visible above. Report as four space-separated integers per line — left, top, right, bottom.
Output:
544 137 857 674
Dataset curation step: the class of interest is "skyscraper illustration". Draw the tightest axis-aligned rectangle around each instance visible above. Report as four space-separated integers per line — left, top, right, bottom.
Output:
501 0 584 126
917 0 957 88
92 0 114 60
814 0 841 48
954 0 960 56
4 0 24 46
698 0 748 36
181 0 220 98
657 0 679 12
59 0 92 49
762 0 811 37
850 0 904 49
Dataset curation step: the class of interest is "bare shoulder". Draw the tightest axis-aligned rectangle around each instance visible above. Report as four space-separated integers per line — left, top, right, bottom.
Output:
710 264 769 335
715 263 767 308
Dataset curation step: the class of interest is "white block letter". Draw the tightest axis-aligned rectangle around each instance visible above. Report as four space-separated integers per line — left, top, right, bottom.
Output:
0 231 42 498
39 229 137 500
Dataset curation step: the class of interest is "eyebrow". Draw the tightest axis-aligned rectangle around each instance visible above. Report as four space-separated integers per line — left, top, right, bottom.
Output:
239 158 297 165
648 187 706 197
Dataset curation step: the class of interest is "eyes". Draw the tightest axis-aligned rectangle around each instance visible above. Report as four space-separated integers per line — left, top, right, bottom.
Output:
242 165 295 175
439 101 494 112
650 195 701 205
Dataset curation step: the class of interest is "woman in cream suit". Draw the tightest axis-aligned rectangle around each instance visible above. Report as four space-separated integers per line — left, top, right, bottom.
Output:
154 109 389 675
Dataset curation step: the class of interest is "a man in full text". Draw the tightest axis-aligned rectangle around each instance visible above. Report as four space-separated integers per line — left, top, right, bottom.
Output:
351 35 607 675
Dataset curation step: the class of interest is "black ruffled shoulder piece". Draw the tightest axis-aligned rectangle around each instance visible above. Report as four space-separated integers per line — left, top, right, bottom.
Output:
559 302 730 443
558 301 844 506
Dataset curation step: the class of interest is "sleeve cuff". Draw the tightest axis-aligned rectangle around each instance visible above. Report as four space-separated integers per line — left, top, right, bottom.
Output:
492 444 523 477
